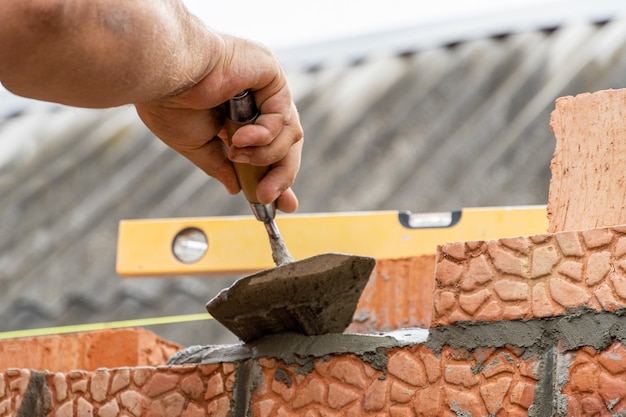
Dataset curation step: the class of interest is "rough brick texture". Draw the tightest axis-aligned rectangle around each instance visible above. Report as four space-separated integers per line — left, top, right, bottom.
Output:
0 328 181 373
7 341 626 416
0 363 236 417
6 88 626 416
432 225 626 327
249 345 541 417
562 341 626 416
548 89 626 233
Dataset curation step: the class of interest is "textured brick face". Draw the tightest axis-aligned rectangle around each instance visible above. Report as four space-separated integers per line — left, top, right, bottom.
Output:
0 363 236 417
8 87 626 417
432 226 626 327
562 342 626 416
251 346 538 416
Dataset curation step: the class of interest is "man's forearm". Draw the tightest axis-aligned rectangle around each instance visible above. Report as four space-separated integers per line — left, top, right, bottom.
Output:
0 0 218 108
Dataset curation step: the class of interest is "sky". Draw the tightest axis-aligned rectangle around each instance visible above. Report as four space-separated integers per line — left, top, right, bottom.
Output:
182 0 555 50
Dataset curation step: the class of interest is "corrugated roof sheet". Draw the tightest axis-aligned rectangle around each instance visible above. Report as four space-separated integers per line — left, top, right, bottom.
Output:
3 9 626 346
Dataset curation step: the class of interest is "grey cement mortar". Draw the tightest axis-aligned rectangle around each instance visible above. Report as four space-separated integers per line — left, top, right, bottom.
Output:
168 308 626 416
168 328 429 371
229 358 261 417
17 371 50 417
425 307 626 355
170 308 626 368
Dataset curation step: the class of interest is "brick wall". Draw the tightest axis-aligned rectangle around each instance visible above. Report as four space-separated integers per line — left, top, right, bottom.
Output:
3 88 626 416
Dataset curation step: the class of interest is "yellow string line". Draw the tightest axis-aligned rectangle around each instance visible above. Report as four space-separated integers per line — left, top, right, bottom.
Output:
0 313 213 340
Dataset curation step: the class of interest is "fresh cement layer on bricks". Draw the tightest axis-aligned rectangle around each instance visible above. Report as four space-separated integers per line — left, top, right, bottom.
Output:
427 307 626 354
170 307 626 367
168 329 429 371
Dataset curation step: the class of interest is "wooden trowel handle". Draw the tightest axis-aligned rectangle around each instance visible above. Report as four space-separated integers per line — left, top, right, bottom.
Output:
225 90 269 204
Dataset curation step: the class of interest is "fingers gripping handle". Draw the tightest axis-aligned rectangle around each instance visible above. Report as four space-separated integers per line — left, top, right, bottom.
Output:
225 91 276 222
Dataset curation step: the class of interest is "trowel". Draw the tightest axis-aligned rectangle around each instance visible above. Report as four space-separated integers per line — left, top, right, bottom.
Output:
205 91 376 343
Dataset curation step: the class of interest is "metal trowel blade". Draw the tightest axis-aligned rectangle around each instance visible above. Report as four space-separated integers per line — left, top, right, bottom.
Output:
206 253 376 343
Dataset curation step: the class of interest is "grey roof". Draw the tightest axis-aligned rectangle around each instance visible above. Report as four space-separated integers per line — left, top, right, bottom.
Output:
3 6 626 347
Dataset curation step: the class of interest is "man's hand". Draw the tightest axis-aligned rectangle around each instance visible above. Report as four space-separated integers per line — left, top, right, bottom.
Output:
0 1 303 213
135 35 303 213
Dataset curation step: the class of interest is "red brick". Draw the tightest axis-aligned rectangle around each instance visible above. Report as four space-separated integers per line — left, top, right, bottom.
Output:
349 256 435 332
548 90 626 232
0 329 180 373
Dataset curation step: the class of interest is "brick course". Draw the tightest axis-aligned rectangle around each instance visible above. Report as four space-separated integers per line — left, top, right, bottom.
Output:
5 88 626 415
432 225 626 327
